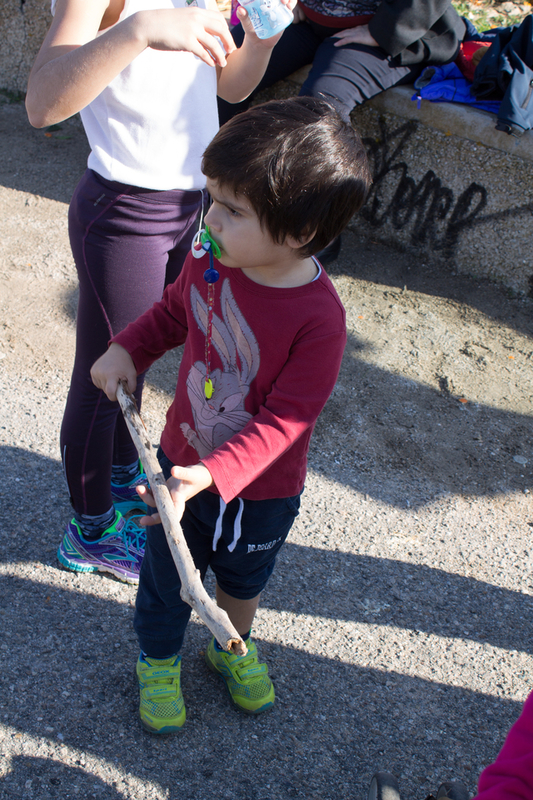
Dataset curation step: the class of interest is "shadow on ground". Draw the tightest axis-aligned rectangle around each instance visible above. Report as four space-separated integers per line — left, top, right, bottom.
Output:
0 448 529 799
0 566 525 800
3 447 531 657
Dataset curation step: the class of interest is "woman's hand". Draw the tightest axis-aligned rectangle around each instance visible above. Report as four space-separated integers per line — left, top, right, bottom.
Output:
137 7 236 67
236 0 297 49
137 464 214 526
292 2 307 24
332 24 378 47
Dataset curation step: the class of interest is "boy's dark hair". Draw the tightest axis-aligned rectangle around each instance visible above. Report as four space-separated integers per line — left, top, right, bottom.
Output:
202 96 372 257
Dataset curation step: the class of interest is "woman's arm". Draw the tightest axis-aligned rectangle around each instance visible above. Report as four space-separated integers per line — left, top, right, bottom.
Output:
26 0 235 127
215 1 296 104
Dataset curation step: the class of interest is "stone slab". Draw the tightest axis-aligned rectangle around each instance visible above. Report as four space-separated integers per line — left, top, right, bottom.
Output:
368 84 533 161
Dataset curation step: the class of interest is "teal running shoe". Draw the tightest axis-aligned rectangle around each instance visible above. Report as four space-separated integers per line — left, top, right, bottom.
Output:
57 511 145 584
205 636 275 714
136 653 185 733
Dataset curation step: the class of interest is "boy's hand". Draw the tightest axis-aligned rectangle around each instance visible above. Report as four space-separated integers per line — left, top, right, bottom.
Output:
136 7 236 67
90 343 137 402
137 463 214 526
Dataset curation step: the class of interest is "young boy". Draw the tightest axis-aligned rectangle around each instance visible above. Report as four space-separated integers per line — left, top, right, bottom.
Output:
91 96 371 733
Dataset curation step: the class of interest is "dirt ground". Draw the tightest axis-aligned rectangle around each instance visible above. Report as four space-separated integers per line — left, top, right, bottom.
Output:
1 98 533 800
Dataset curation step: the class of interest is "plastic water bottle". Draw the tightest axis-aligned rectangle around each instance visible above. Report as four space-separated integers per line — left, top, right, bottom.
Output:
238 0 293 39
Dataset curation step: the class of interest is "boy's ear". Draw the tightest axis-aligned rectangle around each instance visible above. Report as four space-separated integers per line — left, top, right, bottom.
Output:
285 229 317 251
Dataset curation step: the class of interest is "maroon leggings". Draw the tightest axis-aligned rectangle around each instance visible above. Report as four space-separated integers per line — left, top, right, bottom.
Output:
60 169 204 516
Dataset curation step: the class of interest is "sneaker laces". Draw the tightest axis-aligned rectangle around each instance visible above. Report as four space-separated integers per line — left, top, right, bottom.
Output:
123 515 147 551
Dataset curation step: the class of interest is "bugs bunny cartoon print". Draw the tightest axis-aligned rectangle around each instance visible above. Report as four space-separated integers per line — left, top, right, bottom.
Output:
180 279 260 459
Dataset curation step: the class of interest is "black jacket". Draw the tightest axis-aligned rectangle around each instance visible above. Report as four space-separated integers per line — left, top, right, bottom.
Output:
368 0 466 65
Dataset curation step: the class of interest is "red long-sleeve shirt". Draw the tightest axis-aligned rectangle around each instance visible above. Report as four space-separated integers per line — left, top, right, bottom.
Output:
112 253 347 503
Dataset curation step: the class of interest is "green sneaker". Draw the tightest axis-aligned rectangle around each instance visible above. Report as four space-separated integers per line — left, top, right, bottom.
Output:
136 653 185 733
205 636 275 714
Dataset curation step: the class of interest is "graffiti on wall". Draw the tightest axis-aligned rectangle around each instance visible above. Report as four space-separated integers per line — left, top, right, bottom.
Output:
361 118 533 259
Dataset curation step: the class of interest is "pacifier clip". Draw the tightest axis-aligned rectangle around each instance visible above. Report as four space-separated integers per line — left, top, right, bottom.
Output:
191 226 221 400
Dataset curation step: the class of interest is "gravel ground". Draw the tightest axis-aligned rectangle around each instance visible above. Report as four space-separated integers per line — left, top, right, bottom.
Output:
1 98 533 800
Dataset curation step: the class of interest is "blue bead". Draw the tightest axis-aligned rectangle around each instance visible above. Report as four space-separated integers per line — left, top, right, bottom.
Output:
204 268 220 283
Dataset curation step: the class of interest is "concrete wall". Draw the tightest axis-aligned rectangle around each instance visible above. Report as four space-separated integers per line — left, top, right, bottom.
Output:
360 87 533 296
256 71 533 296
1 0 50 95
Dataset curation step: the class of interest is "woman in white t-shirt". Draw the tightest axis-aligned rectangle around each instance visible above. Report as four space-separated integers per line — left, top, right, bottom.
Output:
26 0 293 584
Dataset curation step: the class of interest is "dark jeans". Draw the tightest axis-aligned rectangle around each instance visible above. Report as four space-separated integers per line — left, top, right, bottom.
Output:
218 20 422 124
60 169 204 516
134 448 301 658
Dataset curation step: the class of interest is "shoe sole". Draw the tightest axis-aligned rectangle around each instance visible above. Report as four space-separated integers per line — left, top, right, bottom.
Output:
205 653 275 715
139 718 185 734
57 547 140 585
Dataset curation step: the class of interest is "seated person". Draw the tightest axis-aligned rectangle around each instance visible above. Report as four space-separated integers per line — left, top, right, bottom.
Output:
219 0 468 125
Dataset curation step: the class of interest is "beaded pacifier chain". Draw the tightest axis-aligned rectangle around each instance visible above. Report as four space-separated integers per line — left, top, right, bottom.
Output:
191 226 221 400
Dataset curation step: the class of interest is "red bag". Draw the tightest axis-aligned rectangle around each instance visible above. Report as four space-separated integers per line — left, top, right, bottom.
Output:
455 40 492 82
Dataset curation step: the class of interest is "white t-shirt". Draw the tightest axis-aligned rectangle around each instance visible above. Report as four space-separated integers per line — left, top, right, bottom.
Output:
52 0 219 190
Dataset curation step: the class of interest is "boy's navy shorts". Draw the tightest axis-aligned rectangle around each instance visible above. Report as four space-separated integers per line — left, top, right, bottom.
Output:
134 447 301 657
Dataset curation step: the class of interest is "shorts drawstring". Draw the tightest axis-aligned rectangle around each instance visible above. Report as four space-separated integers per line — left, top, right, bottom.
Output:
212 497 244 553
212 497 226 551
228 498 244 553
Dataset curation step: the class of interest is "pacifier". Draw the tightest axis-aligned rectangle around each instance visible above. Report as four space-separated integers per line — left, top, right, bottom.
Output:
191 226 221 260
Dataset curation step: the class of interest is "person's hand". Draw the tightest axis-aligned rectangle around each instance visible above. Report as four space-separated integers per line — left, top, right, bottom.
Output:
282 0 298 14
137 464 214 526
90 343 137 402
332 24 378 47
292 2 307 23
237 0 296 49
135 7 236 67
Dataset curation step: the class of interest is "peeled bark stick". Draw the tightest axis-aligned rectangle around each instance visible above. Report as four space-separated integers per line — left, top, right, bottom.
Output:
116 380 247 656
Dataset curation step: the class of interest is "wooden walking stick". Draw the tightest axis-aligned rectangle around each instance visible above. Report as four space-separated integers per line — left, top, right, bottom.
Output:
116 380 247 656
